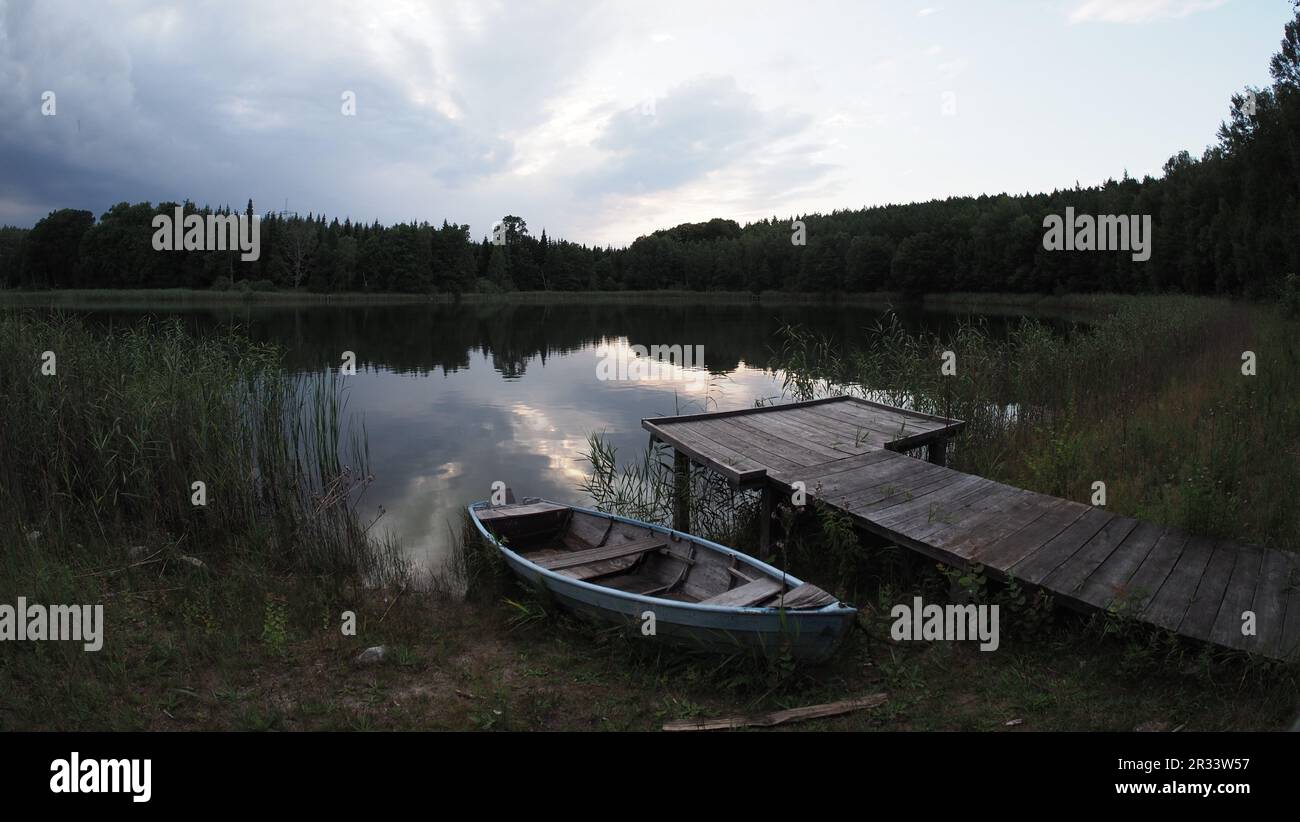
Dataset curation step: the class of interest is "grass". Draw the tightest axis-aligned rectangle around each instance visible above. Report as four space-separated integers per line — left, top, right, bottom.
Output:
774 294 1300 553
0 312 405 729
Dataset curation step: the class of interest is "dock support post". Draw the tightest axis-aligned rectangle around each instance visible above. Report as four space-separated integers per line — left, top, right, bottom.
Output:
759 483 773 560
927 436 948 467
672 450 690 533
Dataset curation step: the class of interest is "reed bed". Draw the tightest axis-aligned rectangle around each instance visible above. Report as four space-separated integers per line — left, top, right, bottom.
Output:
0 312 404 582
773 295 1300 552
578 434 760 549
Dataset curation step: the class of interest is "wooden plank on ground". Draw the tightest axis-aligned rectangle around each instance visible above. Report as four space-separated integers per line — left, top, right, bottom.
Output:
1118 530 1190 613
662 693 888 731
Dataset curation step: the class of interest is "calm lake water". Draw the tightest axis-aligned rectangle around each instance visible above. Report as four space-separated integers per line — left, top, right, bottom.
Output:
58 299 1054 579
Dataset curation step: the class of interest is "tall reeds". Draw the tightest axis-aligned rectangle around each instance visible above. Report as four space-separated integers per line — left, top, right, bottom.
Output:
772 296 1300 552
0 312 404 583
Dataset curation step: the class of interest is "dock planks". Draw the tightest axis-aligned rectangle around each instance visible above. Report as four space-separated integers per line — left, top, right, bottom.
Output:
643 396 1298 661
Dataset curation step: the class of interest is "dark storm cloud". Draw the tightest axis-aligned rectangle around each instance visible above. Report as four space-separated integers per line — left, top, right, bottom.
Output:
0 0 611 226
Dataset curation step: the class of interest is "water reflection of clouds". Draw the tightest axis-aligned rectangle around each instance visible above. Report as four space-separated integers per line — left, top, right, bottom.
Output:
339 341 786 577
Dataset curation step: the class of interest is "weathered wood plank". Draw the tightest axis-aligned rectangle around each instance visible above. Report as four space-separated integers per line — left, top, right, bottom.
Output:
1176 542 1237 642
860 474 987 532
1069 521 1166 610
689 418 810 475
1041 516 1141 599
970 497 1090 570
1010 508 1113 586
662 693 888 731
787 449 909 491
831 465 963 514
766 582 838 610
783 406 887 447
1136 533 1204 629
930 489 1064 561
736 412 863 459
654 423 768 485
701 417 827 468
812 452 942 500
1247 549 1296 659
903 484 1041 548
1209 543 1264 651
535 536 667 571
748 409 873 455
475 501 569 521
698 577 783 607
805 402 952 452
733 416 852 463
874 475 1006 534
1118 530 1190 613
794 403 904 442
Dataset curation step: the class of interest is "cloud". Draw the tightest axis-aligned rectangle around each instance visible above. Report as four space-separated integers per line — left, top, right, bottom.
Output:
583 76 804 194
0 0 612 225
1067 0 1228 25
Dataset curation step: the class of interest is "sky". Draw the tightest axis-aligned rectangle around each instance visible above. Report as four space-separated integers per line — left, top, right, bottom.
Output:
0 0 1292 246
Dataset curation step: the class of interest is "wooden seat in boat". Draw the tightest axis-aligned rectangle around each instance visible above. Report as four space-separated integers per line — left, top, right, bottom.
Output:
534 536 668 572
761 582 838 610
698 577 783 607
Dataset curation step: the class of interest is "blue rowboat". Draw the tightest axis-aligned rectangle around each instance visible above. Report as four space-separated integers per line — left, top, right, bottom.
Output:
468 498 857 662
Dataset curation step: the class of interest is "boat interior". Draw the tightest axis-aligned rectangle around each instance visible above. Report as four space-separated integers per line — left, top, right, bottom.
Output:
475 502 838 609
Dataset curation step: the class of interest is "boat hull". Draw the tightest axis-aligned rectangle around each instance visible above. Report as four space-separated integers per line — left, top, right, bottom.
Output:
470 501 856 662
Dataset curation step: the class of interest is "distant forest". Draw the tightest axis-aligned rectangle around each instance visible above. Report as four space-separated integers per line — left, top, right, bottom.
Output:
3 11 1299 299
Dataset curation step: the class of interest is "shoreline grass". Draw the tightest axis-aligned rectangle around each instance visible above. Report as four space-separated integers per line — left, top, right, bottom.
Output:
0 312 406 729
772 295 1300 553
0 286 1166 312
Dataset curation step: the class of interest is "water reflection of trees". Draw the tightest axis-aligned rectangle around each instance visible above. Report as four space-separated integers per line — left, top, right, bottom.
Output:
81 302 1026 377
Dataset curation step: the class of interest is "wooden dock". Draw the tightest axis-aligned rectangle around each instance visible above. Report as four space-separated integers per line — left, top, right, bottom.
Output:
643 396 1300 662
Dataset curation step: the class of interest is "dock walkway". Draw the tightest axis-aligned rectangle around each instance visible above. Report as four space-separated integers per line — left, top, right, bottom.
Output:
643 396 1300 661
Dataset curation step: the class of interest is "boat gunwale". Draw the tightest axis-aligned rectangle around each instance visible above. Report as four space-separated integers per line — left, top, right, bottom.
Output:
467 499 857 617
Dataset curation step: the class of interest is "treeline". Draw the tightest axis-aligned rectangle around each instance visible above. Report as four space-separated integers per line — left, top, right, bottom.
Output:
3 12 1299 298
